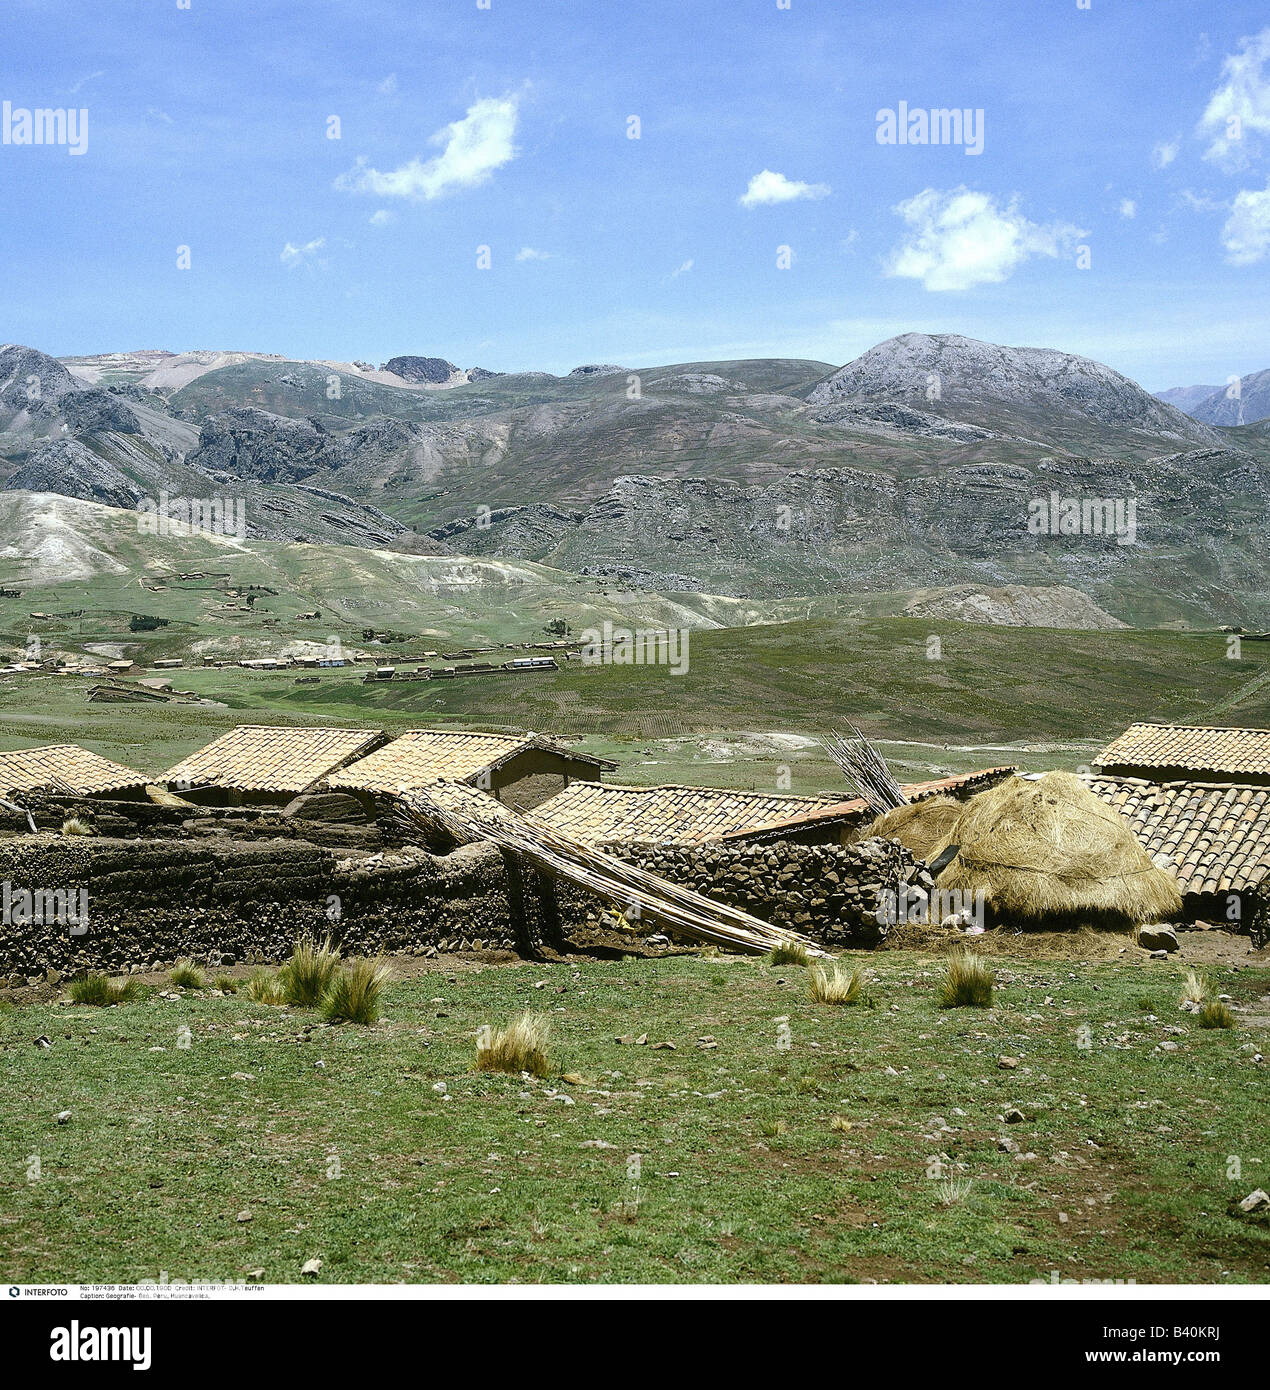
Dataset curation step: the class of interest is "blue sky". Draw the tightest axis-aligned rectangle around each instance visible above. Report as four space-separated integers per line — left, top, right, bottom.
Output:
3 0 1268 389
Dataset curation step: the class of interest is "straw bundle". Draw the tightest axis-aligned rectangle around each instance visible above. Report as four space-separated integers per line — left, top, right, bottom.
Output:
823 726 907 815
934 772 1181 929
865 796 963 862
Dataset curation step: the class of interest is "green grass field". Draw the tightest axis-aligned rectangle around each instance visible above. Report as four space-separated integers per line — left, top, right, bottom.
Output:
2 949 1267 1284
1 616 1265 793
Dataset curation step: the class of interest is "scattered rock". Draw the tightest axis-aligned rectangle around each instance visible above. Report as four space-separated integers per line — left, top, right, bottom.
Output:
1238 1189 1270 1213
1137 925 1179 953
998 1056 1019 1070
301 1257 322 1276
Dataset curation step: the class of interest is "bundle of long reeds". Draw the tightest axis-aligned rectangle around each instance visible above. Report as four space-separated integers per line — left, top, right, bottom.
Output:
824 726 907 815
398 783 830 958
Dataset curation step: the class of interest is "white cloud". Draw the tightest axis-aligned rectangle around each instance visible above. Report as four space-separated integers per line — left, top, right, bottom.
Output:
884 187 1086 292
280 237 326 267
336 95 519 202
1200 27 1270 167
515 246 551 262
1118 198 1137 219
668 259 694 279
369 209 394 226
1222 181 1270 264
739 169 831 208
1151 138 1179 169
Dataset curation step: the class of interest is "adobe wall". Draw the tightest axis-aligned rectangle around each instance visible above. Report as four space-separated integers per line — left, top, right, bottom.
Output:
0 835 550 983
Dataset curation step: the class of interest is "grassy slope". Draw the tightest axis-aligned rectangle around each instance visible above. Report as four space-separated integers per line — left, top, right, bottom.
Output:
1 951 1266 1284
0 617 1265 791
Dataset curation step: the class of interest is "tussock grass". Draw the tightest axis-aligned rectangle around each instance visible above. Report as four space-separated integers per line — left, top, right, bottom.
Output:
245 970 288 1005
1180 969 1211 1007
1198 1000 1236 1030
321 958 389 1025
809 961 868 1005
760 1119 790 1138
281 936 340 1008
767 941 810 967
60 816 94 836
169 961 206 990
212 974 238 994
475 1011 551 1077
938 952 995 1008
69 973 138 1006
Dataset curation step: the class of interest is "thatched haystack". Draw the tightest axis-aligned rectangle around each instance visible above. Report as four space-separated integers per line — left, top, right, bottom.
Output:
865 796 963 862
933 772 1181 929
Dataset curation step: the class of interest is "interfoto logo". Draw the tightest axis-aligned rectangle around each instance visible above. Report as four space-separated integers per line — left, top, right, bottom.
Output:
876 102 984 156
2 101 88 156
2 881 88 934
137 491 247 540
579 622 690 676
1027 491 1138 546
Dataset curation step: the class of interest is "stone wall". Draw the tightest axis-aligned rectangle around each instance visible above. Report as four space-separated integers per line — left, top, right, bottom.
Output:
0 835 549 983
598 836 935 947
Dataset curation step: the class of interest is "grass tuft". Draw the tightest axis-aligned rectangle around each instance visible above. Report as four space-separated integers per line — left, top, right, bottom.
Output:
69 973 138 1006
321 958 389 1025
1180 969 1211 1007
60 816 94 836
1197 1000 1236 1030
169 961 206 990
280 936 341 1008
938 952 995 1008
245 970 288 1005
212 974 238 994
475 1011 551 1077
767 941 810 967
809 961 868 1005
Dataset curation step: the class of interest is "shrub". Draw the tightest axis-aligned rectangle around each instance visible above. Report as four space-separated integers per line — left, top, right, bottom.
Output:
321 958 389 1025
69 973 138 1006
280 936 340 1008
809 961 868 1005
1198 1000 1236 1030
169 961 206 990
938 952 995 1008
60 817 94 836
767 941 810 966
475 1012 551 1077
245 970 288 1005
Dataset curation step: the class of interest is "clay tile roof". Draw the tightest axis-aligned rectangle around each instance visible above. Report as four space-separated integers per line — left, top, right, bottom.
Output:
0 743 149 798
161 725 383 795
1095 723 1270 779
531 781 850 846
717 766 1018 842
328 729 615 795
1085 774 1270 897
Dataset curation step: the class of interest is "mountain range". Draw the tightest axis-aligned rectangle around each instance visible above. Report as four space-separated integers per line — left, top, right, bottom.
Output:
3 331 1269 629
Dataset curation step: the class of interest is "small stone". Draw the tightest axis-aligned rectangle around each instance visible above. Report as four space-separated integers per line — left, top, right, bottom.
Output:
33 1035 51 1049
1004 1107 1026 1124
1137 925 1178 953
998 1056 1019 1070
55 1110 72 1124
432 1081 447 1093
236 1210 253 1223
301 1257 322 1276
1238 1189 1270 1213
998 1136 1020 1153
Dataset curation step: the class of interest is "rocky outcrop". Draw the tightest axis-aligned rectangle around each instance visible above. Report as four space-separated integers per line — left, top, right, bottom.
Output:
1190 368 1270 426
381 355 459 385
186 407 340 483
6 439 146 509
